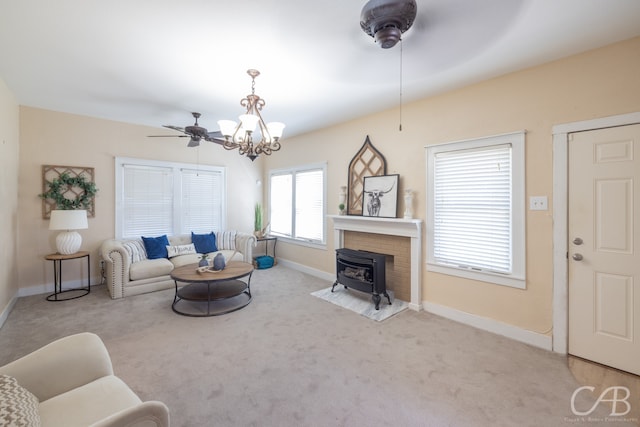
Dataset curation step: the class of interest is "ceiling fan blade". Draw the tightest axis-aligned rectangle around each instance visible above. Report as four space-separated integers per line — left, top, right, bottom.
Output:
148 135 188 138
205 130 225 145
155 113 219 145
162 125 186 133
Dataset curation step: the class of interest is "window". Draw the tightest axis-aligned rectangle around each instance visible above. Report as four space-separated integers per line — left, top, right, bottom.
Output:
426 132 526 288
115 157 226 239
269 163 326 245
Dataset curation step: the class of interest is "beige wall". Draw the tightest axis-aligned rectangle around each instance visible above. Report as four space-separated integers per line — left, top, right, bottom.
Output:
5 36 640 335
17 108 261 294
263 36 640 334
0 77 19 320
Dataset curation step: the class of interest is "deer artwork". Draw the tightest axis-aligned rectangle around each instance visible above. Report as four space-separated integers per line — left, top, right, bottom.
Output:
364 180 396 216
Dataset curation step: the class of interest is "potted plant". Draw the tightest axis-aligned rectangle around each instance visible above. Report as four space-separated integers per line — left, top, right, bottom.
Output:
254 203 264 238
338 203 345 215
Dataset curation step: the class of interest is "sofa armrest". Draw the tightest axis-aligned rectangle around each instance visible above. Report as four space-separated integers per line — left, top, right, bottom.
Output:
0 332 114 402
235 232 257 263
89 401 170 427
101 239 132 299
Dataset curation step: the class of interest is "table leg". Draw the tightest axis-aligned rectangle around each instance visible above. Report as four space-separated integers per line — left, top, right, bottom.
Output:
246 272 253 297
87 254 91 293
53 259 62 300
46 254 91 302
207 282 211 316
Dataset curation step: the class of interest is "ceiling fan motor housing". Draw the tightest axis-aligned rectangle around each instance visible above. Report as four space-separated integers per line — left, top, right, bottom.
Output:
185 112 208 139
360 0 417 49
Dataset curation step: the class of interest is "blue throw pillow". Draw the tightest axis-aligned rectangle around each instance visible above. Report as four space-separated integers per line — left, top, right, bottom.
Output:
141 235 170 259
191 232 217 254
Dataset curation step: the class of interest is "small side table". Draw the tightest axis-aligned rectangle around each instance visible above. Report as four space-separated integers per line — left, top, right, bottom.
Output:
44 251 91 301
256 236 277 260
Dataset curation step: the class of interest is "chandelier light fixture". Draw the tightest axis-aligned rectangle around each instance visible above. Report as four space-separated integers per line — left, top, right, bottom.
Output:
218 69 285 161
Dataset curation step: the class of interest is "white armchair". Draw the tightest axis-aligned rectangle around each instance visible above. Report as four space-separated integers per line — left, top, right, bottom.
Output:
0 332 169 427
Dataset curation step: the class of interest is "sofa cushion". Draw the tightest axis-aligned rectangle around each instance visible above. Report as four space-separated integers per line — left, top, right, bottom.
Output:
129 258 174 281
141 235 170 259
166 243 196 258
169 253 202 268
0 374 41 427
191 232 217 253
38 376 140 427
121 240 147 263
216 230 236 250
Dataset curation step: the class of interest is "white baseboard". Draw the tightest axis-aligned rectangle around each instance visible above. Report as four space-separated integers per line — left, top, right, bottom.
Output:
263 260 552 351
275 258 334 282
0 293 18 330
423 301 553 351
17 275 102 298
18 284 50 297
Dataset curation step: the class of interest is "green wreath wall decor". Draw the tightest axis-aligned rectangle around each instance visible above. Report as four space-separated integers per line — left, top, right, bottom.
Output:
39 172 98 210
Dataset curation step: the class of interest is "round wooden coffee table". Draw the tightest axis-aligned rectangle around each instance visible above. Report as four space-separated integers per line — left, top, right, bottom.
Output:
170 261 254 317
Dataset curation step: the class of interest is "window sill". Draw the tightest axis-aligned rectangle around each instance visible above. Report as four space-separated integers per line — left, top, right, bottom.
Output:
427 263 526 289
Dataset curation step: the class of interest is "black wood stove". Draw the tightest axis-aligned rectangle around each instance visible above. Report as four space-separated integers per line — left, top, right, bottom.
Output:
332 248 391 310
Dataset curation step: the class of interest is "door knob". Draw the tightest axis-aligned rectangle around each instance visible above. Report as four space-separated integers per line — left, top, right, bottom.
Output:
572 237 583 245
572 253 583 261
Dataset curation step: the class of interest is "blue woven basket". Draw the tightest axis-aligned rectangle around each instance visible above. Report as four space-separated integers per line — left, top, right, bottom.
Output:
254 255 274 269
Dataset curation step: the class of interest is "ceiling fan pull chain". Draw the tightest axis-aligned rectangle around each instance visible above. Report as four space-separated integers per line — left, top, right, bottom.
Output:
399 38 403 132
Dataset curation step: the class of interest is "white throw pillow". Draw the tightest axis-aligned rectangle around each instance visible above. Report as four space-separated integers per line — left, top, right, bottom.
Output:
216 231 237 250
122 240 147 263
166 243 197 258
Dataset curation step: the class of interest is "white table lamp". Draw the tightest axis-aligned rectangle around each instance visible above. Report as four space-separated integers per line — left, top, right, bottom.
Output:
49 210 88 254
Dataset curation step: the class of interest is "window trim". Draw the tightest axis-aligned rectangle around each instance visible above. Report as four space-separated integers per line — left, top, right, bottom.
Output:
115 157 226 239
268 162 327 247
426 131 526 289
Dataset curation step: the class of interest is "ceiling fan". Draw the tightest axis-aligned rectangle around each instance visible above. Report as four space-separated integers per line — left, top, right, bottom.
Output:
148 112 224 147
360 0 417 49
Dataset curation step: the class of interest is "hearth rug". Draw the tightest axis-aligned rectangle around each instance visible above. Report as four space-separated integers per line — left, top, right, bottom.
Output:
311 286 408 322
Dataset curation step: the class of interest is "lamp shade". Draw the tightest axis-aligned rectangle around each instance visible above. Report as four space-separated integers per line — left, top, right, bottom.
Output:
49 210 87 254
239 114 259 133
217 120 237 137
49 210 88 230
266 122 285 139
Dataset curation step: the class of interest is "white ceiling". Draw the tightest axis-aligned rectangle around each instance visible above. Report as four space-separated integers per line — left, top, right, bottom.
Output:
1 0 640 138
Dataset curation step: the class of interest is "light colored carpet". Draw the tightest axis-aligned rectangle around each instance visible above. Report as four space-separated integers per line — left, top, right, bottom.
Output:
311 286 408 322
0 265 634 427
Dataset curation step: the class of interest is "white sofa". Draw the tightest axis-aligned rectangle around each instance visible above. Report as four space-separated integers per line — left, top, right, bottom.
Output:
100 231 256 299
0 332 169 427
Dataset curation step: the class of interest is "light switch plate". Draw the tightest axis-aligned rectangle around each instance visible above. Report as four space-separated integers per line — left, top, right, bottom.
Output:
529 196 548 211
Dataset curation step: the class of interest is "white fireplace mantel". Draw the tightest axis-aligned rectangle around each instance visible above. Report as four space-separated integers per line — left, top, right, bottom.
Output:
328 215 423 311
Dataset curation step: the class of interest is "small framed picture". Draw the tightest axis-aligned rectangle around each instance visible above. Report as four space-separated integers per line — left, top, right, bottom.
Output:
362 174 399 218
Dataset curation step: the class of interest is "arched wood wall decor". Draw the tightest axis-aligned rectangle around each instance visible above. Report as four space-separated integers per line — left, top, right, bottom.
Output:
347 136 387 215
41 165 96 219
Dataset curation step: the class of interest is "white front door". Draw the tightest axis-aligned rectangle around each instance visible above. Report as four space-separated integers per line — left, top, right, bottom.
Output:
568 124 640 376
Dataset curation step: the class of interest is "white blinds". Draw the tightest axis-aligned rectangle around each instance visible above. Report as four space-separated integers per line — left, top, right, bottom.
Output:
433 144 512 273
269 165 325 244
122 164 173 238
270 174 292 237
295 169 324 241
118 159 225 239
180 169 223 234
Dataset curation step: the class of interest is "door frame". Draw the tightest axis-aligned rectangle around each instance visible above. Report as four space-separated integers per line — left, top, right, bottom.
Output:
552 111 640 354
